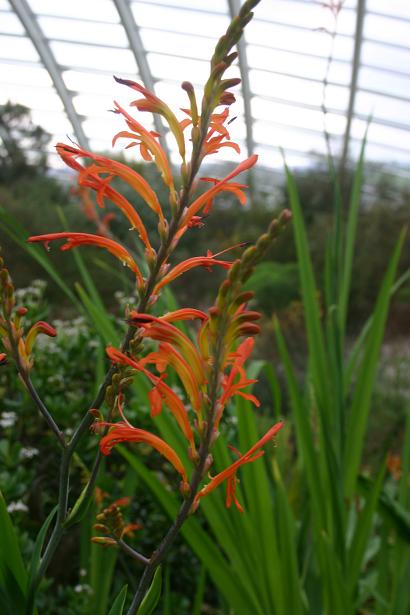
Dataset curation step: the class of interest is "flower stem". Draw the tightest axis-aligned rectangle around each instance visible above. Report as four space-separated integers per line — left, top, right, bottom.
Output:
126 311 229 614
20 372 66 448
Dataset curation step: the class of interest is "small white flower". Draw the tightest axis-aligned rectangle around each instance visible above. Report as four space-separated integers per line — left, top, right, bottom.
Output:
0 411 17 428
20 447 39 459
7 501 29 513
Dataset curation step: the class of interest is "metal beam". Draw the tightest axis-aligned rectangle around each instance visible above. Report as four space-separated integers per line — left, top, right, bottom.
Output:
227 0 255 160
112 0 169 157
9 0 88 149
341 0 366 170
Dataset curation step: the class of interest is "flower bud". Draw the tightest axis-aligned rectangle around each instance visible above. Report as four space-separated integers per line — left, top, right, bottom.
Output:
179 480 191 498
91 537 116 546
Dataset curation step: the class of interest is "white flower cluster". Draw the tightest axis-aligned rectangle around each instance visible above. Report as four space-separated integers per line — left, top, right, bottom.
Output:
0 411 17 428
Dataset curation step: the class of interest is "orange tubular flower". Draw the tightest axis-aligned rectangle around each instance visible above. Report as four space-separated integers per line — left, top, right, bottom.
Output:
25 321 57 355
195 421 284 512
127 314 206 386
105 346 195 450
0 352 7 365
97 420 188 485
200 178 247 214
180 106 240 158
160 308 208 323
142 342 202 415
28 233 144 288
181 154 258 228
61 150 153 254
112 102 175 195
153 254 232 293
114 77 186 160
56 143 164 226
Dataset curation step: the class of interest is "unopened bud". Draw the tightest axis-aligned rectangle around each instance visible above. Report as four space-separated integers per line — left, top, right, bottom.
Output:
179 480 191 498
91 537 116 546
243 244 257 261
219 92 236 106
181 80 194 93
256 233 270 251
93 523 109 534
119 376 134 388
203 454 213 474
236 290 255 304
188 445 200 465
105 385 115 407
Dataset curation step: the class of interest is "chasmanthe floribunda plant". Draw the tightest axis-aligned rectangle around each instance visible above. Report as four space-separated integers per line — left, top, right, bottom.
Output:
0 1 290 612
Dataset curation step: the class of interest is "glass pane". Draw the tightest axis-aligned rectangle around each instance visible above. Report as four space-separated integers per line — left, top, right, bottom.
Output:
140 28 215 61
362 40 410 73
38 16 128 47
27 0 119 23
367 0 410 20
248 20 354 62
0 11 25 34
131 2 229 37
250 69 349 111
364 13 410 48
0 62 52 87
138 0 227 14
0 35 39 61
247 45 351 84
355 90 410 125
51 41 138 73
148 53 216 84
256 0 356 37
1 83 63 112
359 66 410 99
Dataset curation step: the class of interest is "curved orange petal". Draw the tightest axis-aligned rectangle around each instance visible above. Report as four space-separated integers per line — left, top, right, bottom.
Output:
181 155 258 226
28 233 144 287
126 316 206 386
144 342 202 414
106 346 195 447
113 102 175 194
98 421 188 482
115 77 186 159
154 256 232 293
195 422 284 506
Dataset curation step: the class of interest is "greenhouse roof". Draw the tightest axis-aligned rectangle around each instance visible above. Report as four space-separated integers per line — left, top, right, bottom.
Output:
1 0 410 183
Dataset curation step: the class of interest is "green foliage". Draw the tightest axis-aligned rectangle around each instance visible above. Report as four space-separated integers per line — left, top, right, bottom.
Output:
0 102 50 183
137 567 162 615
108 585 128 615
244 261 299 313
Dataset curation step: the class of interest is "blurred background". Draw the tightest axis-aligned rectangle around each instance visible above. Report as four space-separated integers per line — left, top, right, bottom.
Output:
0 1 409 614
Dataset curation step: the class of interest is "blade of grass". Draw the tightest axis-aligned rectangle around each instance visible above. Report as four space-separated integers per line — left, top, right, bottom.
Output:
339 131 367 334
0 207 80 308
344 230 405 497
347 459 386 597
0 490 28 596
